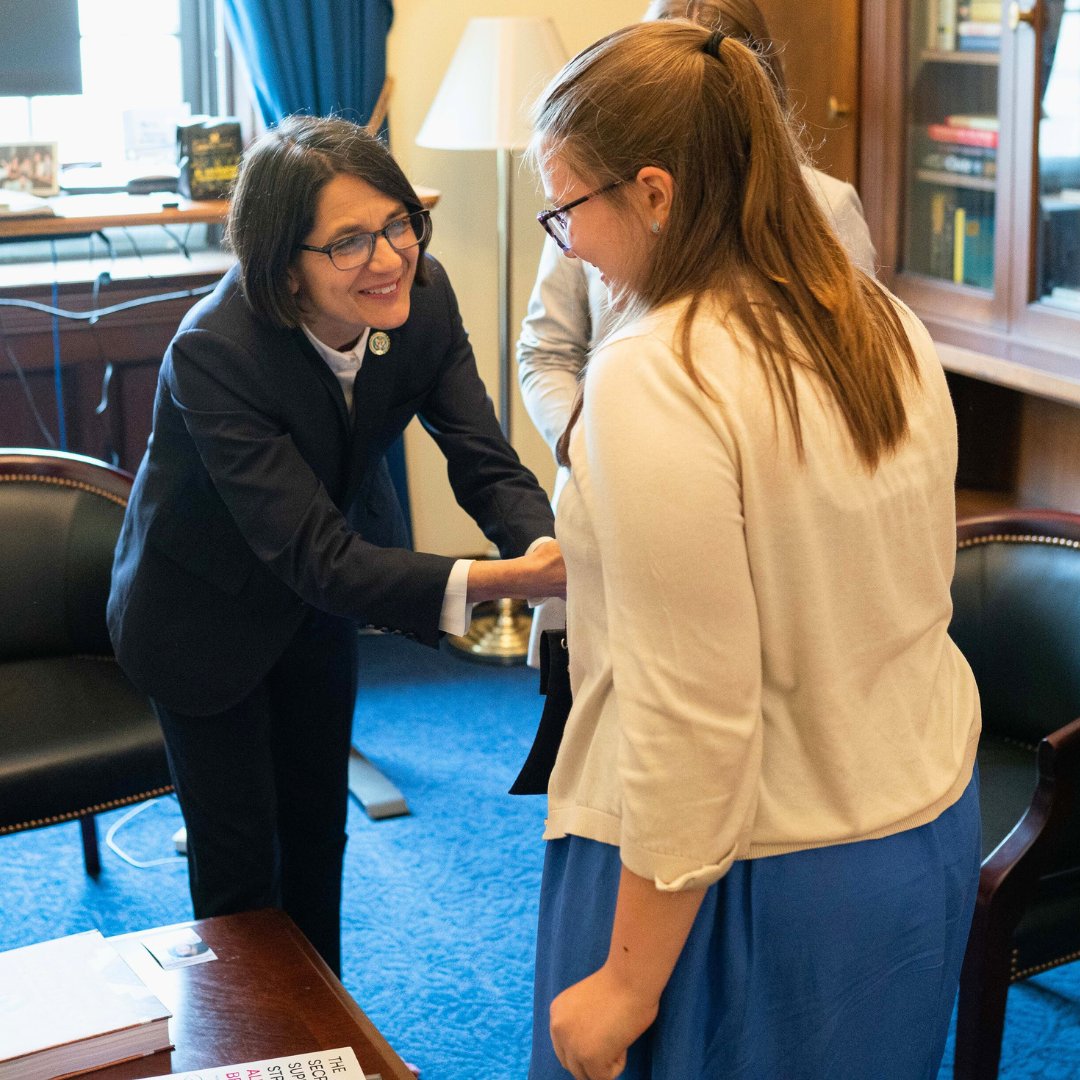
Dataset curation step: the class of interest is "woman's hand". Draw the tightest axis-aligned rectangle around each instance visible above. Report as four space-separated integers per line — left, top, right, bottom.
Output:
466 539 566 603
550 964 658 1080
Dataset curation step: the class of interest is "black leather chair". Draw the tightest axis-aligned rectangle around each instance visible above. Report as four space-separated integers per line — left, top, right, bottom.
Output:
0 448 172 876
950 510 1080 1080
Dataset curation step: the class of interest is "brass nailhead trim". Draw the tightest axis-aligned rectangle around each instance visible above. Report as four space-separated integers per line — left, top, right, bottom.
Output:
0 786 175 835
0 473 127 508
959 532 1080 553
965 531 1080 982
1012 946 1080 982
0 473 155 834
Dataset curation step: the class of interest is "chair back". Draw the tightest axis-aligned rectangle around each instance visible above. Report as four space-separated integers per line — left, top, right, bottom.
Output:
951 511 1080 747
0 449 132 661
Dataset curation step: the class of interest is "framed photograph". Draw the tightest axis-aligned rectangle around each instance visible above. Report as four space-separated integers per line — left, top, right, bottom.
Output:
0 141 59 197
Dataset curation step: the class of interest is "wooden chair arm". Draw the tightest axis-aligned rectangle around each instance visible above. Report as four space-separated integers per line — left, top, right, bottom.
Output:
977 714 1080 919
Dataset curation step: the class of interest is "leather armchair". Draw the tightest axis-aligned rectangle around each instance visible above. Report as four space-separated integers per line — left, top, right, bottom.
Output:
0 448 172 876
951 510 1080 1080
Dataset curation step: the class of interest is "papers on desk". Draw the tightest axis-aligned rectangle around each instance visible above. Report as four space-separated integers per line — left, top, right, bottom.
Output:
142 1046 379 1080
141 926 218 970
0 929 173 1080
0 190 55 218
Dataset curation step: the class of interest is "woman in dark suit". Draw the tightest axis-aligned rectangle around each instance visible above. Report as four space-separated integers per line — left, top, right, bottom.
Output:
108 115 563 974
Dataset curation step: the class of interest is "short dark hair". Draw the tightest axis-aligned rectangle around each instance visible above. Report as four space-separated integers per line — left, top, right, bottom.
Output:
224 114 431 328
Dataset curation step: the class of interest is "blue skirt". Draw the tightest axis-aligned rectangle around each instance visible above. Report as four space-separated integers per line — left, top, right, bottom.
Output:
530 771 981 1080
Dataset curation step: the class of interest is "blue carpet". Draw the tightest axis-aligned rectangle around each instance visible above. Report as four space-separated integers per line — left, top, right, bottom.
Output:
1 634 1079 1078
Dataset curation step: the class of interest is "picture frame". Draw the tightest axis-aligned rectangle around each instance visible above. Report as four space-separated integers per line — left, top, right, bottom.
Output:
0 141 60 197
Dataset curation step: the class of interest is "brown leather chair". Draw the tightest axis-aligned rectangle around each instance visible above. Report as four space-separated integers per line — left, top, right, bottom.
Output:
0 448 172 876
950 510 1080 1080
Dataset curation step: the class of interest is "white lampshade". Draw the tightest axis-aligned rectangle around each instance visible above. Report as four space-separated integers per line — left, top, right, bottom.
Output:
416 17 568 151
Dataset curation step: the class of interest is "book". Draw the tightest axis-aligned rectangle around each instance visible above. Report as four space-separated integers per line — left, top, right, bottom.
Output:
936 0 958 49
938 192 994 288
928 188 955 280
176 116 242 200
953 206 967 284
956 33 1000 51
926 0 940 49
944 114 999 131
956 18 1002 34
0 189 56 218
926 122 999 148
957 0 1001 19
141 1046 376 1080
0 929 172 1080
920 147 997 178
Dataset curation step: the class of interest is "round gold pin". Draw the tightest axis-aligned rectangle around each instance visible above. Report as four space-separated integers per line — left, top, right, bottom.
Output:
370 331 391 356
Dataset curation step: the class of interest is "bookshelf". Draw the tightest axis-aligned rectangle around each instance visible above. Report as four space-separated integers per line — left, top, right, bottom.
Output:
861 0 1080 511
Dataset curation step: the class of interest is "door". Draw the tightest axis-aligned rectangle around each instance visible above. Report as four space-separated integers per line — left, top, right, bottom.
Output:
757 0 862 183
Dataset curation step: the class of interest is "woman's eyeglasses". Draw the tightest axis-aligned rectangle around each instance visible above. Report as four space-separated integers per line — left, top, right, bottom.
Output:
537 179 626 251
298 209 431 271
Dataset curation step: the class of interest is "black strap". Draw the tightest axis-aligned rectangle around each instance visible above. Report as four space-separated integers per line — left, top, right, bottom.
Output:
509 630 572 795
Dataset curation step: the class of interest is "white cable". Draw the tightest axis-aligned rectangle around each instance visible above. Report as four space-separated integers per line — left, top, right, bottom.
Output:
103 797 188 869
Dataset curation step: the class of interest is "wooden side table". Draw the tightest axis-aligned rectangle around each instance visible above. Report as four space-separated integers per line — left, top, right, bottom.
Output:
101 909 415 1080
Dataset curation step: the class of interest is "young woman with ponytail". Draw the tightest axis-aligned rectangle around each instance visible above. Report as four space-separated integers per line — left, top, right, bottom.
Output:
526 20 981 1080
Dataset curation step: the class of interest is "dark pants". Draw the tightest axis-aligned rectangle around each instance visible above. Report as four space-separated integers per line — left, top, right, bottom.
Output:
154 609 358 975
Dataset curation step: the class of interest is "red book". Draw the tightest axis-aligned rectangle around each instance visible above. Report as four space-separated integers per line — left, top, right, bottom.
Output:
926 123 999 149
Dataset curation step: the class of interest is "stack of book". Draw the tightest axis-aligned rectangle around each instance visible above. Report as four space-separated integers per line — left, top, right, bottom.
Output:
926 185 995 289
919 115 998 179
927 0 1001 52
0 929 173 1080
956 0 1002 52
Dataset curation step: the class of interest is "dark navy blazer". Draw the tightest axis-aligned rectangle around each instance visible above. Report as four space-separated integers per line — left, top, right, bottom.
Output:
108 256 554 715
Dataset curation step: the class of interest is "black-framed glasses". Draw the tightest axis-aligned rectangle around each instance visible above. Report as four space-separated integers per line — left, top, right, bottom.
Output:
537 179 626 252
298 209 431 271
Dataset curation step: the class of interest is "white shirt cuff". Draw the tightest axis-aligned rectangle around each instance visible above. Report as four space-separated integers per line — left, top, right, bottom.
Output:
439 559 475 636
526 535 556 608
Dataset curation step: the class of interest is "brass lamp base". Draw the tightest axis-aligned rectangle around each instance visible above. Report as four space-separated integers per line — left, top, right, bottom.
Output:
446 597 531 665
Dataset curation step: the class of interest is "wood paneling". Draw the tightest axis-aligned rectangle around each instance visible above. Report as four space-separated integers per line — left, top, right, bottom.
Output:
759 0 862 183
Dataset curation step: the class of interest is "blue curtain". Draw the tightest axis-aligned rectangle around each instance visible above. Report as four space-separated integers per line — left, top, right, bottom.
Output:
222 0 412 536
222 0 394 126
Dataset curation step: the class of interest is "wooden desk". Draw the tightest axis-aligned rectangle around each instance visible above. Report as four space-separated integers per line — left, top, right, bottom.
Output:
100 909 414 1080
0 194 229 241
0 187 441 242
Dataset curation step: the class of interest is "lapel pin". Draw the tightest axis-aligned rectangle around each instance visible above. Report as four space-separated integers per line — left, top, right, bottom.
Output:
370 331 391 356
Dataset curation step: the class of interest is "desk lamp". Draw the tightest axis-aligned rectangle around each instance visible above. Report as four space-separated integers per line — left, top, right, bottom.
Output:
417 16 567 663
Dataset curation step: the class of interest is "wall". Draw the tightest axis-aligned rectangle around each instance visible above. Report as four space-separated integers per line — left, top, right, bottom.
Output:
387 1 643 556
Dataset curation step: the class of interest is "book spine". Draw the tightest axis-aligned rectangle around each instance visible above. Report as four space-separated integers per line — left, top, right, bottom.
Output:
943 114 999 131
937 0 958 49
953 206 967 284
926 123 999 148
929 189 955 279
956 19 1002 33
956 34 1001 51
920 149 997 178
927 0 941 49
956 0 1001 19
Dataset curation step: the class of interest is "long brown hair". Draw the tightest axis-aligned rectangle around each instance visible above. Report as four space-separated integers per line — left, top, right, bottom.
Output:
534 21 918 470
644 0 787 107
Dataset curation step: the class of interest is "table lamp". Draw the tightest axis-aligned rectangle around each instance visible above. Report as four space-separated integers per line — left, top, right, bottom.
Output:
417 16 567 663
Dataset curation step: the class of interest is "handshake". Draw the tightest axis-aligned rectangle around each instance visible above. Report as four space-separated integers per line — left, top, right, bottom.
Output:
465 539 566 605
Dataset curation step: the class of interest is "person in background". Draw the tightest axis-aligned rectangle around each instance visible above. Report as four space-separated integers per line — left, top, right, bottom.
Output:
527 20 980 1080
108 115 564 976
516 0 877 665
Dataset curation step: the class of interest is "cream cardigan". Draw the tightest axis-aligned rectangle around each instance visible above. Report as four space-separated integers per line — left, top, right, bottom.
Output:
546 295 981 891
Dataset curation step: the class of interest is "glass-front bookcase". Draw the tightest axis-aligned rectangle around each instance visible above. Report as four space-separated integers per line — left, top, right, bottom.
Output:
1035 1 1080 313
897 0 1079 313
860 0 1080 511
861 0 1080 347
905 1 1001 291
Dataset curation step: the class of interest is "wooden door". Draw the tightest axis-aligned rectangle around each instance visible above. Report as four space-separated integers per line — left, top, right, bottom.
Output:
757 0 861 183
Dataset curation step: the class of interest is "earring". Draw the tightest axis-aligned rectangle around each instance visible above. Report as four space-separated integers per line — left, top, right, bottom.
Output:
651 221 661 235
